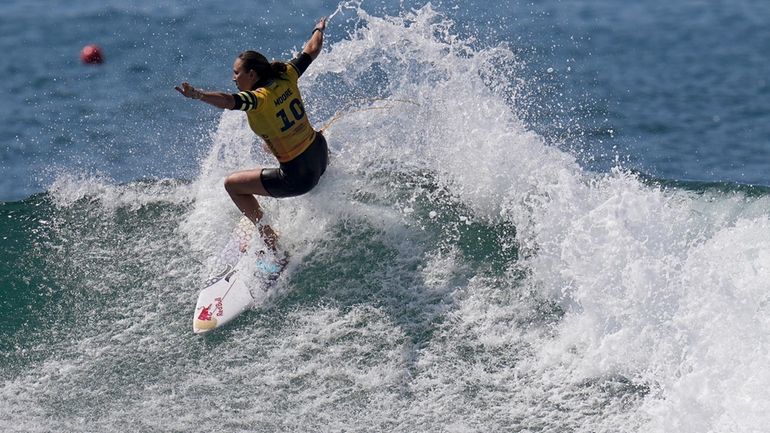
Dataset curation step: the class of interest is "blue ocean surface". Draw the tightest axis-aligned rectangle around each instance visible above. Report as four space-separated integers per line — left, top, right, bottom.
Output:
2 0 770 432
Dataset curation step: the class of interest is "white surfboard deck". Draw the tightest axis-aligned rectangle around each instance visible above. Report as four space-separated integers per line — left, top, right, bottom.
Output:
192 217 283 335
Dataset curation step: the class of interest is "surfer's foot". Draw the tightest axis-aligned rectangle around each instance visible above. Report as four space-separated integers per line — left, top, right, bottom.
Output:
258 224 279 252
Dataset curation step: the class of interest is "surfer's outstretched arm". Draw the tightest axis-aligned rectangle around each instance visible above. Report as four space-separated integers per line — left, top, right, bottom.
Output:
175 82 235 109
303 17 327 60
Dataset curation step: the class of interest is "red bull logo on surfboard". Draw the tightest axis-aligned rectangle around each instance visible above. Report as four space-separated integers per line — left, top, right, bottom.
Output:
198 304 214 321
215 297 224 317
197 298 225 323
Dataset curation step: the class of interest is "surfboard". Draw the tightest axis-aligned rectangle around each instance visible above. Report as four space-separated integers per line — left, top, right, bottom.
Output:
192 217 285 335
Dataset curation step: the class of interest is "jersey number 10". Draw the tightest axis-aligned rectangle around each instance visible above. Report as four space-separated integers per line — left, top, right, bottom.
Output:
276 98 306 132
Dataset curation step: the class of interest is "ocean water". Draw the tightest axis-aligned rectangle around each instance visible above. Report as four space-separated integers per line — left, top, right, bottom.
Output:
2 0 770 432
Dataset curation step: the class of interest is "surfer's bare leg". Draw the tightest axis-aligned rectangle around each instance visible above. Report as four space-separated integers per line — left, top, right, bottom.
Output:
224 169 278 251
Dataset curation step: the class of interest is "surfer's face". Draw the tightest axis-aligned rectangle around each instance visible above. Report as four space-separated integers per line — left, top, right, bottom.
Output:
232 58 258 91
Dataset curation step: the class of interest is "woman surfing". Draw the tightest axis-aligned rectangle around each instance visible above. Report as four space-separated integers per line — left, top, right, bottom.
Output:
175 17 328 253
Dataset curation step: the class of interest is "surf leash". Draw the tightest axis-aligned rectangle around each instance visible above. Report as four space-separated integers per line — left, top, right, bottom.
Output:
320 98 420 133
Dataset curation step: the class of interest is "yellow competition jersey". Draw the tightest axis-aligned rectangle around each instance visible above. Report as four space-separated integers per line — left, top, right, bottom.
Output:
232 63 315 162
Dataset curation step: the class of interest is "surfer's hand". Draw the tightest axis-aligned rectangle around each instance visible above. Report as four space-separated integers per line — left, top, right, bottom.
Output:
175 82 203 99
314 17 327 32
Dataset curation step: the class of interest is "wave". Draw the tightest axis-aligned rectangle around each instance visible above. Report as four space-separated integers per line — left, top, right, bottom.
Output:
2 4 769 432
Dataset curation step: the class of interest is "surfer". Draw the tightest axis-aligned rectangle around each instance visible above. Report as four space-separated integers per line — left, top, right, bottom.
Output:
175 17 328 251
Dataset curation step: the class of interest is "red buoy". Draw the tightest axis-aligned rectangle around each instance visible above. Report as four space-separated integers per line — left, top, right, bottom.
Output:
80 44 104 64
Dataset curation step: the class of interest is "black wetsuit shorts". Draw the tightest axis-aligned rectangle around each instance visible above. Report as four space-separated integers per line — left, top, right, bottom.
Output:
261 132 328 198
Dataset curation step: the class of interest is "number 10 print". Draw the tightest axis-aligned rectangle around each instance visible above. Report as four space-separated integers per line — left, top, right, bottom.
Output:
276 98 306 132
